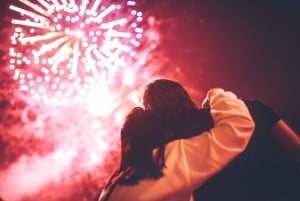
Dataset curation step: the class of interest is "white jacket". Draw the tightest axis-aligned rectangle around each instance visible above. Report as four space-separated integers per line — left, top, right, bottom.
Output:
100 88 255 201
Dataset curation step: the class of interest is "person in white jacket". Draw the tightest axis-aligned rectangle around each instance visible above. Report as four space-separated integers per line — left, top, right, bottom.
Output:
98 87 254 201
143 79 300 201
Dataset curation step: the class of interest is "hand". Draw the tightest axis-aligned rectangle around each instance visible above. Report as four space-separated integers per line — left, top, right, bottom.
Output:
201 96 210 108
202 88 225 108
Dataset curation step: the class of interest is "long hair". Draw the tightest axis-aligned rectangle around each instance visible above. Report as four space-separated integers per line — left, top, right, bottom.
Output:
103 80 212 191
143 79 201 130
106 107 168 187
143 79 198 115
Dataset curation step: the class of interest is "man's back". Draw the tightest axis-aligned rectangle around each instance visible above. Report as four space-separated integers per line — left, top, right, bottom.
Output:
191 100 300 201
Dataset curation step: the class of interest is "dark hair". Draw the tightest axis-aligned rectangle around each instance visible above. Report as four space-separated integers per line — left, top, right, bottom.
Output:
109 107 168 186
143 79 198 114
104 80 212 190
143 79 200 130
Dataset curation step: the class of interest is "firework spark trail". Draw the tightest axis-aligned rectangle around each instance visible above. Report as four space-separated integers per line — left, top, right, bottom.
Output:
9 0 143 104
0 1 165 200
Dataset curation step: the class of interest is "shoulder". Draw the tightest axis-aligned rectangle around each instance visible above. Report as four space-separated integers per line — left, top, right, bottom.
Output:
243 99 280 126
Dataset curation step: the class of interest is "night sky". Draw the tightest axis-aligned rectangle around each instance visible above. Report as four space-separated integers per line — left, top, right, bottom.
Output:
144 0 300 133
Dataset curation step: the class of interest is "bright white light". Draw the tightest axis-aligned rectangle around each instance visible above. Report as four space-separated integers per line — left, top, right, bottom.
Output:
9 0 143 105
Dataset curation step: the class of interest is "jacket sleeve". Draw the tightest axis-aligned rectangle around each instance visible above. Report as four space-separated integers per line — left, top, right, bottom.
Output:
162 88 255 192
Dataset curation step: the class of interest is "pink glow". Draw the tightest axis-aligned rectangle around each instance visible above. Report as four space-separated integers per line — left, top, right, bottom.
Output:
0 1 165 201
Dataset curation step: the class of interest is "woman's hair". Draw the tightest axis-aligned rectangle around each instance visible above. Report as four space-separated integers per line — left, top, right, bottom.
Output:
112 107 168 185
143 79 199 129
143 79 198 114
105 80 208 187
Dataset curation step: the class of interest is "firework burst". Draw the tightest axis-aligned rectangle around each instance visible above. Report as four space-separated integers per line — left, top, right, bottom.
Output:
9 0 143 104
1 1 166 200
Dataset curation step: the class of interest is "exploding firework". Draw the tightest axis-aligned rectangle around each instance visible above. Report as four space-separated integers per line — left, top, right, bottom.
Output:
1 0 166 200
9 0 143 104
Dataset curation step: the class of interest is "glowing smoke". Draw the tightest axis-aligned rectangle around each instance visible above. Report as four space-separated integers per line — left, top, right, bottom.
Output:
0 0 164 200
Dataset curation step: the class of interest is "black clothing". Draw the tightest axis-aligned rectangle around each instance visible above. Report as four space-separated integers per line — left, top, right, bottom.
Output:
172 100 299 201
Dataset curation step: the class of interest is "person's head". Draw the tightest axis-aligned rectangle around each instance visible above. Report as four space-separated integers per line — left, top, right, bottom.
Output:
143 79 198 118
119 107 166 185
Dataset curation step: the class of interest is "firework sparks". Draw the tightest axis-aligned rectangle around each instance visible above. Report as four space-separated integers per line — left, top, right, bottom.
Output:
9 0 143 104
1 1 165 200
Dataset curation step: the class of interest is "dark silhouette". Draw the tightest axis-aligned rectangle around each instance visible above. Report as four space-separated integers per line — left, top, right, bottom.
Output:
143 79 300 201
98 85 254 201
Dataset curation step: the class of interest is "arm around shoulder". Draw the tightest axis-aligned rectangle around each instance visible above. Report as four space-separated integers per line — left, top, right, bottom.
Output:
174 88 255 190
208 88 255 154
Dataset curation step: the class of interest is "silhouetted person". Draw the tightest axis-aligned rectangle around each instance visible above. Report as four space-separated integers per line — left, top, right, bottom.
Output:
143 79 300 201
98 88 254 201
